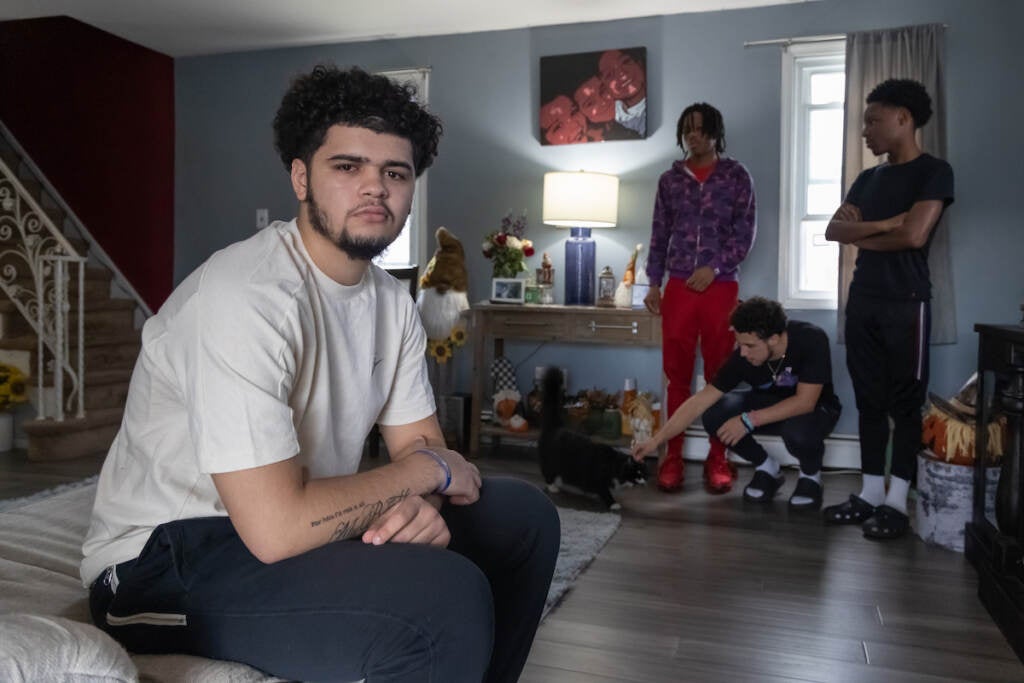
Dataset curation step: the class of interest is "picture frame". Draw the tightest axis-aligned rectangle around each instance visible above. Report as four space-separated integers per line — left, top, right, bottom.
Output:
539 46 647 146
490 278 525 304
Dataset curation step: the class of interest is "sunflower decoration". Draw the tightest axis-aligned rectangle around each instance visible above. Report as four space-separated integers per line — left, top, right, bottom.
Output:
0 363 28 411
428 339 453 363
449 325 467 348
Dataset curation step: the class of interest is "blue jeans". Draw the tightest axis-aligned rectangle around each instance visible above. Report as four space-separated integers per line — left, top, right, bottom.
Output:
89 477 559 683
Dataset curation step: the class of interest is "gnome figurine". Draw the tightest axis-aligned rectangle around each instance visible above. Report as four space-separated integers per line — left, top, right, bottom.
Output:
417 227 470 340
614 243 643 308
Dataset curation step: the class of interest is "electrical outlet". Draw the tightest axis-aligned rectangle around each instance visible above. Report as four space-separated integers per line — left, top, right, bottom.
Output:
256 208 269 229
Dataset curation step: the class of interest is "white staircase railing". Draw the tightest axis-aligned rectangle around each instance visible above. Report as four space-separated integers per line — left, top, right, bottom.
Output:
0 153 87 421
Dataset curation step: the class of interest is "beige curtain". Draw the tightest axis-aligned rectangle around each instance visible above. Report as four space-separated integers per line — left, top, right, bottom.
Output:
837 23 954 344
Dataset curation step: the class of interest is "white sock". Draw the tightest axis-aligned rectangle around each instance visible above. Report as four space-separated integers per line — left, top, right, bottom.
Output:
790 471 821 506
884 476 911 514
858 474 886 507
746 457 781 499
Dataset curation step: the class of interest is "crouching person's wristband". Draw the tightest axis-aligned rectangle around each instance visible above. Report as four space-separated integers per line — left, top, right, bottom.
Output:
740 412 756 433
416 448 451 493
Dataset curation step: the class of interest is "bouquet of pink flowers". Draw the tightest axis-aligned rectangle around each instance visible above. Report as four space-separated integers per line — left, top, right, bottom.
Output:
481 211 535 278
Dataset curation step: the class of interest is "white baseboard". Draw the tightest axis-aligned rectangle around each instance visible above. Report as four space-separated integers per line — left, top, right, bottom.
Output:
681 428 861 470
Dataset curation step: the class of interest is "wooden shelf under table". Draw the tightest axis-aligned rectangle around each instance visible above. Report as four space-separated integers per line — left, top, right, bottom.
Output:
469 301 662 456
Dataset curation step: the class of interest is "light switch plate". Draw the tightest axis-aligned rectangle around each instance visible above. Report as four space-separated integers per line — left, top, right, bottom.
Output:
256 208 269 229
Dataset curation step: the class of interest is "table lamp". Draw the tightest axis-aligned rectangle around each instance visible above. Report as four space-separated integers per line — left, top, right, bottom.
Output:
542 171 619 306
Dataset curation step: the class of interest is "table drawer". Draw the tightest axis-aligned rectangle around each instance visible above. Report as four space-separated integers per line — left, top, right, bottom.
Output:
572 311 658 344
488 311 569 340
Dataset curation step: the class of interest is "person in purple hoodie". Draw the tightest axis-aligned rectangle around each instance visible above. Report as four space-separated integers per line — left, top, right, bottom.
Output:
644 102 756 493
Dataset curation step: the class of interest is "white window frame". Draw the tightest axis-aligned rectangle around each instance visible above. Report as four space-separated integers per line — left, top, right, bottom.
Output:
778 40 845 310
375 67 431 270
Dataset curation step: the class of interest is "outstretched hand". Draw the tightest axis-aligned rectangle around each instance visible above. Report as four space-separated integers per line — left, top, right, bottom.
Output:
631 437 658 461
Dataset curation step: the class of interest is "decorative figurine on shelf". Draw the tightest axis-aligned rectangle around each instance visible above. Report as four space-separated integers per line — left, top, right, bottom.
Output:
627 392 656 447
615 243 643 309
417 227 470 371
537 252 555 286
597 265 616 307
537 252 555 305
490 355 528 431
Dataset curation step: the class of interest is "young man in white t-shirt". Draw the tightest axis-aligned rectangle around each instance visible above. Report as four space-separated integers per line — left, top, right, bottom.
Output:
81 65 559 683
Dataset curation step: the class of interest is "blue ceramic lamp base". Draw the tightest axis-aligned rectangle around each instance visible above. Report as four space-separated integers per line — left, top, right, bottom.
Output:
564 227 595 306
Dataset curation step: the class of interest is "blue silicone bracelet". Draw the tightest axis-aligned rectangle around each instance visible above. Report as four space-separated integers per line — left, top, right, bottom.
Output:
740 412 756 433
416 448 451 493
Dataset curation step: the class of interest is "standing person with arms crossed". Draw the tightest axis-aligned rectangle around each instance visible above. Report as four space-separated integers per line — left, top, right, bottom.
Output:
81 65 560 682
823 78 954 540
644 102 757 494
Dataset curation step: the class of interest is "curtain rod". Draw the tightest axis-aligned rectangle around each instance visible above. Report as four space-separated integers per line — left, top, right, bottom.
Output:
744 24 948 48
744 34 843 48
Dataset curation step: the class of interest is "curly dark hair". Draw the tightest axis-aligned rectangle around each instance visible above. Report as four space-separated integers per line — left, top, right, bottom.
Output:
730 297 787 340
866 79 933 129
676 102 726 154
273 65 442 177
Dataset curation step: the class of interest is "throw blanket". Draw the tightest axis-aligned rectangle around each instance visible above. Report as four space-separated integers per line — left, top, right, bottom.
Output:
0 482 284 682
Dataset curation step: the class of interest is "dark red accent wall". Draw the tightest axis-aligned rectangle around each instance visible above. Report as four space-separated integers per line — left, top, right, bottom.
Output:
0 16 173 309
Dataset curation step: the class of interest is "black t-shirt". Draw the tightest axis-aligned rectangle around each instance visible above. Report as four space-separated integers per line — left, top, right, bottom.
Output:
712 320 840 411
846 153 954 300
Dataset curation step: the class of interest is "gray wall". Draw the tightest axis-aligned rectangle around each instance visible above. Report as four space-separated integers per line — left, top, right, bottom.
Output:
175 0 1024 436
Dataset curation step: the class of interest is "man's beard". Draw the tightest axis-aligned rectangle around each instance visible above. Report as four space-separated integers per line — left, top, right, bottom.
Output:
307 187 399 262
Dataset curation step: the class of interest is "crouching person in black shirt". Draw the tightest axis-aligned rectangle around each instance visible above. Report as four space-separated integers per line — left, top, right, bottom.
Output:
632 297 841 509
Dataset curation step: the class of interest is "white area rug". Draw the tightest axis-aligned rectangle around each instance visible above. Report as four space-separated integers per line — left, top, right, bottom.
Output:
545 506 622 618
0 478 621 620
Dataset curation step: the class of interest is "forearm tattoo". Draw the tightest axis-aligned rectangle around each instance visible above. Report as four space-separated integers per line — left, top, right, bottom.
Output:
309 490 411 542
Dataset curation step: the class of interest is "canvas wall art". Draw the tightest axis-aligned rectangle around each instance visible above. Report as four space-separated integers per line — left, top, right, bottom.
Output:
539 47 647 145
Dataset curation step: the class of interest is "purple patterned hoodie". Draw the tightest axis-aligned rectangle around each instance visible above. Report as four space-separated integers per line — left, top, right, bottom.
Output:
645 157 756 284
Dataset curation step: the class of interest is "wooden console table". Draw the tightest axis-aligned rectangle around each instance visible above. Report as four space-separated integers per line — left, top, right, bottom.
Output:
468 302 662 455
965 323 1024 662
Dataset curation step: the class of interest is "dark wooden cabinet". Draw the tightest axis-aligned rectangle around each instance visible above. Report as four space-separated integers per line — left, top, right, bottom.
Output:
965 323 1024 662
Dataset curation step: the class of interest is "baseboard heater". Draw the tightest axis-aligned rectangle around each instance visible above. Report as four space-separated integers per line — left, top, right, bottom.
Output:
681 428 861 470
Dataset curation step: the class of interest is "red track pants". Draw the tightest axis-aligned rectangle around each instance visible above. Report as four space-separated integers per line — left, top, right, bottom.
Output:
660 278 739 459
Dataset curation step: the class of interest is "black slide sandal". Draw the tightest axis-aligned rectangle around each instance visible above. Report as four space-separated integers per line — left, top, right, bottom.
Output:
742 470 785 503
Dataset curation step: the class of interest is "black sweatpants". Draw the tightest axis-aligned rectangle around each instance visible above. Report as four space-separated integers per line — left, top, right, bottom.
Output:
702 390 840 476
845 291 930 482
89 477 560 683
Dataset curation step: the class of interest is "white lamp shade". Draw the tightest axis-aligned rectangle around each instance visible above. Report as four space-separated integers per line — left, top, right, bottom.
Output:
542 171 619 228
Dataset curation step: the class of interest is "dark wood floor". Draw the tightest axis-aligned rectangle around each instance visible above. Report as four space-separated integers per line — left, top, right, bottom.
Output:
3 445 1021 682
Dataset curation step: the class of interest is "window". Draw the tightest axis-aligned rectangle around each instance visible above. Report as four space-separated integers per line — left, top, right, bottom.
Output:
778 40 845 309
374 68 431 269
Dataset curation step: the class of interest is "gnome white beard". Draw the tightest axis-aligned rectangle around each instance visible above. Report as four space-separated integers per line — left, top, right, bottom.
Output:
417 288 470 340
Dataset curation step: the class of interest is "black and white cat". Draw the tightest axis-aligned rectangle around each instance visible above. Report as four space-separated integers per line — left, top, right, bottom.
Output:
538 368 647 510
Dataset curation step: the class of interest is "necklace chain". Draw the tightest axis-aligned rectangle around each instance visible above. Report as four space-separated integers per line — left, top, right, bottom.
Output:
766 355 785 382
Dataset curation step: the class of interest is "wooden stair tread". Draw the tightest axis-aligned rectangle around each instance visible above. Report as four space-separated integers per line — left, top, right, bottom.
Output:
31 367 133 386
5 268 114 285
0 297 135 315
0 330 140 350
21 406 124 435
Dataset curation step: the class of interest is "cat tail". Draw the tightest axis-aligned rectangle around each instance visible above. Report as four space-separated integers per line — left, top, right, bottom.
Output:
540 367 565 436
